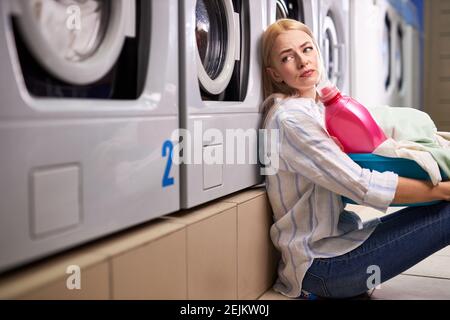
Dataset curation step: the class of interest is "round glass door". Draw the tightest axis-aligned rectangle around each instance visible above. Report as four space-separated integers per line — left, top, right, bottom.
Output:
196 0 227 80
275 0 304 21
28 0 108 62
195 0 238 95
322 14 340 87
396 25 404 91
16 0 133 85
383 13 392 91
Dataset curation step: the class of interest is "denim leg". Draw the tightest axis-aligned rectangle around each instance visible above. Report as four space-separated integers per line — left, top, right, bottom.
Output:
302 202 450 299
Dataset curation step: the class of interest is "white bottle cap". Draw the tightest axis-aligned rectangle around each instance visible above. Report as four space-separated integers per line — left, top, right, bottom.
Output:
316 79 340 103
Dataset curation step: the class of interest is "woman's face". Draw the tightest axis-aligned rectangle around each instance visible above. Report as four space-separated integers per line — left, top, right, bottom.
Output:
267 29 320 98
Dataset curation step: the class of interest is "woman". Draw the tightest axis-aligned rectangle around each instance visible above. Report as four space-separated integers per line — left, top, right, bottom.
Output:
261 19 450 299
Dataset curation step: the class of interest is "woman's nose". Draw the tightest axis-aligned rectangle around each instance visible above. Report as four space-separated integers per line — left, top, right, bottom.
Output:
295 53 308 69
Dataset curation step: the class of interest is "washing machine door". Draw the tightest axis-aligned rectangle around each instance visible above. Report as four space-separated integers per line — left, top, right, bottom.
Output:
396 25 404 92
322 14 341 88
15 0 135 85
383 13 392 91
195 0 239 95
269 0 317 44
275 0 304 21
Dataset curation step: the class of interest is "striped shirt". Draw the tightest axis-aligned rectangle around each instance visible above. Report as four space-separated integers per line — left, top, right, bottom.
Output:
263 97 398 298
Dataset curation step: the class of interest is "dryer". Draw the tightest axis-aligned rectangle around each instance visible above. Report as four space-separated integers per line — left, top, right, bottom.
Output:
318 0 351 96
350 0 398 108
267 0 319 40
179 0 264 209
0 0 179 272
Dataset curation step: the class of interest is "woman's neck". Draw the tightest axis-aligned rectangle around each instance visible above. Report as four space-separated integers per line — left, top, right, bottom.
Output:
300 86 317 100
299 87 318 102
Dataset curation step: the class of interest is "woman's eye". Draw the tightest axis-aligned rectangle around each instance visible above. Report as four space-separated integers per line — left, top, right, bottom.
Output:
281 55 293 63
304 47 314 53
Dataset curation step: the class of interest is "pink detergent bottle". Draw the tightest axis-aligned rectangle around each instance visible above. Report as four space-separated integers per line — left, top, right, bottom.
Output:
316 80 387 153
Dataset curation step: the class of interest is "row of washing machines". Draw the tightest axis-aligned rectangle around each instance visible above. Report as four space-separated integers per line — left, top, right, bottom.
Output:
352 0 422 110
0 0 421 272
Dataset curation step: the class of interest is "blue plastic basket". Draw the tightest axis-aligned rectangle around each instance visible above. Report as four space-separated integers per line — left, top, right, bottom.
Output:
343 153 448 207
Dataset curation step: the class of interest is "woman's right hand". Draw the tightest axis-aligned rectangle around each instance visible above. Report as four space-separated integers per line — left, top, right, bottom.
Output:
434 181 450 201
392 177 450 205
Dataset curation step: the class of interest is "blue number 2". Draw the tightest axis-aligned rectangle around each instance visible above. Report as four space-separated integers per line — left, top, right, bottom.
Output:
162 140 175 187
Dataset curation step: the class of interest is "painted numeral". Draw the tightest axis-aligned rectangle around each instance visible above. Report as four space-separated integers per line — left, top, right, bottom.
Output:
162 140 175 187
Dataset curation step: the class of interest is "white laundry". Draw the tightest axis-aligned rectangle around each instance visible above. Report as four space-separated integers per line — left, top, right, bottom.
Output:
36 0 103 62
373 138 442 186
367 105 450 186
436 132 450 148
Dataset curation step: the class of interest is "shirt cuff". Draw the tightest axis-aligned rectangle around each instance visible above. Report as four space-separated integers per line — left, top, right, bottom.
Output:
362 170 399 213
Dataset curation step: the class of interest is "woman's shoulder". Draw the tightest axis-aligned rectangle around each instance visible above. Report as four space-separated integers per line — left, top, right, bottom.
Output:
264 95 318 125
268 95 315 106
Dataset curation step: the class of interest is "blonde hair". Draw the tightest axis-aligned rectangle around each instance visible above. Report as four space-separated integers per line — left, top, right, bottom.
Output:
261 19 325 127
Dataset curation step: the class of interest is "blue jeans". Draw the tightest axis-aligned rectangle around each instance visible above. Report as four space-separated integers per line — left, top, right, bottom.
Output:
302 201 450 299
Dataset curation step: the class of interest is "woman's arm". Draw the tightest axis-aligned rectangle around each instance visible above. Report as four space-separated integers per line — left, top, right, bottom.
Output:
392 177 450 204
278 112 398 212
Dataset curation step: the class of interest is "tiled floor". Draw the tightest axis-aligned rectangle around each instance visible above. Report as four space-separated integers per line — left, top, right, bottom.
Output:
259 205 450 300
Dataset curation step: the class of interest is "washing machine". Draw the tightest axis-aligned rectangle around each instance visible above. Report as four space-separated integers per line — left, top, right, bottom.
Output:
179 0 264 209
267 0 319 40
396 0 421 109
0 0 179 272
388 0 406 108
350 0 398 108
318 0 351 96
403 0 421 109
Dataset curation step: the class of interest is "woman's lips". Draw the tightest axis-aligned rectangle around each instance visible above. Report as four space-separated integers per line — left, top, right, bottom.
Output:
300 70 315 77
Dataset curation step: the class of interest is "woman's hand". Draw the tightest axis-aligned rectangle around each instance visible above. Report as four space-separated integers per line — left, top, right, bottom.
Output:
434 181 450 201
393 177 450 204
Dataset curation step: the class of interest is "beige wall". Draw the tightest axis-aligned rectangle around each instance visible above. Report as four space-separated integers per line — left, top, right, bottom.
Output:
425 0 450 131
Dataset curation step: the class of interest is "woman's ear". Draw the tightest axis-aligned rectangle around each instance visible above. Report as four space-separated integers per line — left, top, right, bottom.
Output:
266 67 283 83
